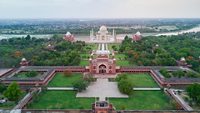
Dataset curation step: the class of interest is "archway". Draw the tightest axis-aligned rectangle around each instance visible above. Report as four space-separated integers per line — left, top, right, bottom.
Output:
99 64 107 74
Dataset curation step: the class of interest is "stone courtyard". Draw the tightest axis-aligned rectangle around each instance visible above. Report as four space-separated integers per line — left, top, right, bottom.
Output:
76 78 128 101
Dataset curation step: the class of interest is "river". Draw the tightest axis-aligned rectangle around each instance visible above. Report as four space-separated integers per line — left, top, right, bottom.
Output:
155 25 200 36
1 25 200 40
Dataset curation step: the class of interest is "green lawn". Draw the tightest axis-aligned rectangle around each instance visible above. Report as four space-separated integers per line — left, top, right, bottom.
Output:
48 73 82 87
28 91 95 109
79 60 89 66
121 73 159 87
109 91 175 110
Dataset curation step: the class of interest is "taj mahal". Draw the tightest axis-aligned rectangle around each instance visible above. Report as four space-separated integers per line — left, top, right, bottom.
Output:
90 26 116 43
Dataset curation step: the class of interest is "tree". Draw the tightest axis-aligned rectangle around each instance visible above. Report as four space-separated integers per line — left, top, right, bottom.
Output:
186 83 200 105
116 74 127 82
3 82 22 101
0 83 6 93
25 35 31 40
118 79 133 95
73 79 89 92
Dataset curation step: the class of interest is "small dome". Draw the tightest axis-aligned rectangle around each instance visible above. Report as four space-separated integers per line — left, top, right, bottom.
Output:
100 26 107 31
136 31 141 36
155 44 159 47
66 32 71 36
22 58 27 61
180 57 186 61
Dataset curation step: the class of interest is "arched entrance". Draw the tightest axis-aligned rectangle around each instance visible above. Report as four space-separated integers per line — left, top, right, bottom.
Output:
99 64 107 74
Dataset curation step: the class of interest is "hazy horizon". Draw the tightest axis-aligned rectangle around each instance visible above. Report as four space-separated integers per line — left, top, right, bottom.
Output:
0 0 200 19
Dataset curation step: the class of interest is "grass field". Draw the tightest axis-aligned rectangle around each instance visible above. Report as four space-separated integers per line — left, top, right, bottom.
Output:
120 73 159 87
79 60 89 66
109 91 175 110
48 73 82 87
28 91 95 109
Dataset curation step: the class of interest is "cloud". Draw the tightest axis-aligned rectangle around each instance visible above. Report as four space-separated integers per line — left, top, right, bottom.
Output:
0 0 199 18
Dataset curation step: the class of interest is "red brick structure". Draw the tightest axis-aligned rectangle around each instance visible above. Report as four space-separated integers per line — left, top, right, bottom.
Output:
132 31 142 42
92 101 114 113
63 32 75 42
89 54 116 74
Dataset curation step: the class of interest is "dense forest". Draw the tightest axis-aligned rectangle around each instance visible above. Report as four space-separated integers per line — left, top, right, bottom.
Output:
0 35 86 67
119 32 200 72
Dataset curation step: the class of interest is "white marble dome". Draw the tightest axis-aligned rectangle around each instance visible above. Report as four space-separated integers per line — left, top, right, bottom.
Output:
180 57 186 61
65 32 71 36
100 26 107 31
21 58 27 61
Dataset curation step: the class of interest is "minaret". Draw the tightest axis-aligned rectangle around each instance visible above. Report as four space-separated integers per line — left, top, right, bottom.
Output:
112 29 116 42
90 29 94 41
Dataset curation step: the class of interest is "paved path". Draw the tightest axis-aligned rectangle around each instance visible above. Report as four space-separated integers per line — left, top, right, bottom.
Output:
76 78 128 101
168 89 193 111
133 88 161 91
47 87 74 91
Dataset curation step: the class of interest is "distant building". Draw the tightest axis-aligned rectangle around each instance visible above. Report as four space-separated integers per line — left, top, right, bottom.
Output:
46 44 55 51
176 57 191 67
63 32 75 42
20 58 29 66
132 31 142 42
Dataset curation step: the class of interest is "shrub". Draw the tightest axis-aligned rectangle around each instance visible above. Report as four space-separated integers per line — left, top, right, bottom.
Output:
73 79 89 92
116 74 127 82
118 79 133 95
83 74 95 82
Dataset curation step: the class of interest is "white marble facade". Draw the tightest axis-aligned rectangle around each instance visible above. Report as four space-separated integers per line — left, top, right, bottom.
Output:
90 26 116 43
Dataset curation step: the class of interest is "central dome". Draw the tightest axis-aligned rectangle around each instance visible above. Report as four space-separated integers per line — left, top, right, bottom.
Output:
100 26 107 31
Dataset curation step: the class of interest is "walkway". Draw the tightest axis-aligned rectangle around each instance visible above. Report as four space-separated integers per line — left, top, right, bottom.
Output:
47 87 74 91
133 88 161 91
168 89 193 111
76 78 128 101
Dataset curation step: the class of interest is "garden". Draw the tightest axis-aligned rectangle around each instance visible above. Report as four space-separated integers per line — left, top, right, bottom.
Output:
13 71 44 79
109 91 175 110
48 73 83 87
28 91 95 109
160 68 200 78
117 73 159 88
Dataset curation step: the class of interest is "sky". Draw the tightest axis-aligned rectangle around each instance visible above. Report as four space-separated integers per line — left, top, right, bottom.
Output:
0 0 200 19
